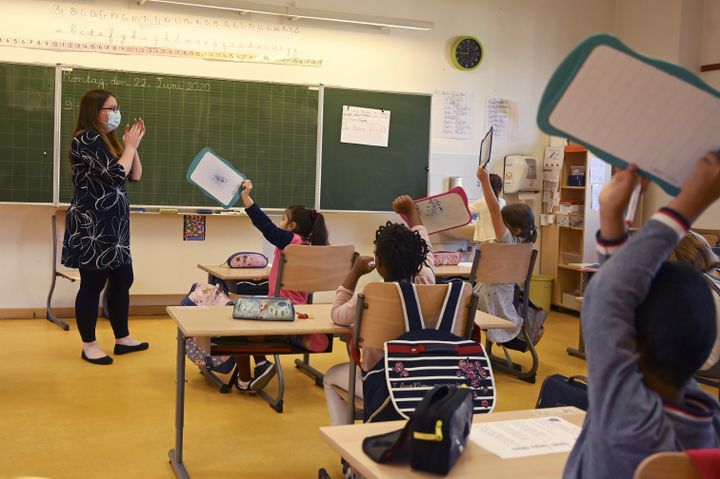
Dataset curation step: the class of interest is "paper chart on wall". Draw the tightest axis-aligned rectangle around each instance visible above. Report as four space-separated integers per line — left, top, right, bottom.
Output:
469 416 582 459
486 97 517 141
434 90 475 139
187 147 245 208
340 105 391 147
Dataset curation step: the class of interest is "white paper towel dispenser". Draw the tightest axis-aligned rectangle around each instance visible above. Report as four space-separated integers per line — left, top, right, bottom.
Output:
503 155 541 193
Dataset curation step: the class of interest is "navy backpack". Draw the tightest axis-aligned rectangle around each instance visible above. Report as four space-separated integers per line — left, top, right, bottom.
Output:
363 280 496 422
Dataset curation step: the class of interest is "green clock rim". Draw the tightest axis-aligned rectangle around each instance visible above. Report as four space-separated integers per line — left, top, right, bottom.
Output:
451 36 483 71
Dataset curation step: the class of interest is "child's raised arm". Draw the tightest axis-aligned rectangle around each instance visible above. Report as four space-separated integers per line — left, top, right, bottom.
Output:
667 152 720 223
598 164 648 241
578 154 720 455
241 179 294 249
393 195 421 228
477 166 507 241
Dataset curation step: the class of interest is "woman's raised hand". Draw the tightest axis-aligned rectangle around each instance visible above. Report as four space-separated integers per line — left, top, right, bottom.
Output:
123 120 145 149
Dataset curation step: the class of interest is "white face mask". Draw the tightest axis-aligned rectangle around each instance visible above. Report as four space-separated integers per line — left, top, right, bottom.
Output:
104 110 121 132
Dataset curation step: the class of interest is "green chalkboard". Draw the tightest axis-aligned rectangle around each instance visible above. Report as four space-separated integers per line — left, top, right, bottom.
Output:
59 68 318 209
320 87 430 211
0 62 55 203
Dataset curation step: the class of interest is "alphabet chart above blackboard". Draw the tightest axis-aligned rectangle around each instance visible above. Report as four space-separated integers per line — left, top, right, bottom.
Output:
0 0 323 67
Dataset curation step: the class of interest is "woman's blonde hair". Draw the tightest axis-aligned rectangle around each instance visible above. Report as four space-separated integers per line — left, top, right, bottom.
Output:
669 231 719 273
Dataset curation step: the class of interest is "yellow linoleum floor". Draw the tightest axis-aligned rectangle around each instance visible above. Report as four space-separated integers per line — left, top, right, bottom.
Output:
0 311 711 479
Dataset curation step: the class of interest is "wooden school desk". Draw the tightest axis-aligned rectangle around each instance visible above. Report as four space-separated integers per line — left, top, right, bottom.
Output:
200 263 471 281
434 263 472 278
197 263 271 288
166 303 349 479
320 407 586 479
566 265 596 360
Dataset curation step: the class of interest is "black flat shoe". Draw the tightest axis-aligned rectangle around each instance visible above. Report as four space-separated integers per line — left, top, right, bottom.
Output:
81 351 113 365
114 342 150 355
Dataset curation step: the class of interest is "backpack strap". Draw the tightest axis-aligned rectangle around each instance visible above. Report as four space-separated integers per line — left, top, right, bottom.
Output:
396 281 426 332
435 280 463 332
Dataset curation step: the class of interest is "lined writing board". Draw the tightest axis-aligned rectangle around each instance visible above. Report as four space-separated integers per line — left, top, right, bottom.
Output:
59 68 318 208
0 62 55 203
320 87 431 211
538 34 720 196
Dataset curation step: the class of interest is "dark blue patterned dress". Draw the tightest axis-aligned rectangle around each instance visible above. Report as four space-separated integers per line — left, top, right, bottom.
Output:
61 130 131 271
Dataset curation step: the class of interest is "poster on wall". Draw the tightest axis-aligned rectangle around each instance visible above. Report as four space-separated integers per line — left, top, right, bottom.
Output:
340 105 391 147
486 97 518 142
433 90 475 139
183 215 206 241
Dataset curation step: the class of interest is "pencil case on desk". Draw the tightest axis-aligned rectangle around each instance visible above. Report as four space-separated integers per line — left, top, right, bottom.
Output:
433 251 463 266
232 297 295 321
226 252 269 268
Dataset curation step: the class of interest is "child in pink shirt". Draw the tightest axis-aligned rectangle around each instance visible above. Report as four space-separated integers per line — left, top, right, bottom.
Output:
236 179 329 392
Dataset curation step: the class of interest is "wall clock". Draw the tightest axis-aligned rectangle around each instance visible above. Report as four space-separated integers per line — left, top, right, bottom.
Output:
451 36 483 70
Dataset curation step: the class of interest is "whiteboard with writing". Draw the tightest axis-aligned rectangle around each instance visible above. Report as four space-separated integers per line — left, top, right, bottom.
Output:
187 147 245 208
401 187 472 234
340 105 391 147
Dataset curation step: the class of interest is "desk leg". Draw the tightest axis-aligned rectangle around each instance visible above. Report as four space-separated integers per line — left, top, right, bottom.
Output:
294 353 325 387
169 328 190 479
566 322 586 360
46 273 70 331
256 353 285 413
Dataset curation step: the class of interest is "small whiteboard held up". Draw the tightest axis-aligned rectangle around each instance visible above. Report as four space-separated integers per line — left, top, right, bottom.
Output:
187 147 245 208
402 187 472 234
340 105 391 147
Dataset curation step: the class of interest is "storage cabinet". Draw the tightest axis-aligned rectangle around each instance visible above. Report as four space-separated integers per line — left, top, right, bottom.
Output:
540 145 612 312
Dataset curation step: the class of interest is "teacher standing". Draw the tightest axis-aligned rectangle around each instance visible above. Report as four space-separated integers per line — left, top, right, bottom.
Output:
62 89 149 365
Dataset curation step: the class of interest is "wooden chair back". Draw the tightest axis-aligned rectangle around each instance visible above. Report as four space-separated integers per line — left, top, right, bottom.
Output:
274 244 355 296
356 282 477 351
634 452 704 479
470 242 536 285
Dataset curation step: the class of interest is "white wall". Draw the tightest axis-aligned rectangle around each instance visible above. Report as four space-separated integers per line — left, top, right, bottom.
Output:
614 0 720 229
2 0 620 309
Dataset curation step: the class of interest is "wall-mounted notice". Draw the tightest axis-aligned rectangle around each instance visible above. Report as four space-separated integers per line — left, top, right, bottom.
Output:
486 97 518 141
435 90 475 139
340 105 391 147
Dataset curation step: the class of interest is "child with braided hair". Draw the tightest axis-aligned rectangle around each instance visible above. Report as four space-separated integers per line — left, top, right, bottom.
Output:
322 195 435 426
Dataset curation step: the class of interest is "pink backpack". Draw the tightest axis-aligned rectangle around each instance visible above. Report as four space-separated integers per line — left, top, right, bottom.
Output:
182 283 235 373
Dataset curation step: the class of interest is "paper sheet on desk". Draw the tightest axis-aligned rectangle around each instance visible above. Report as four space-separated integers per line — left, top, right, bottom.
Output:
469 416 581 459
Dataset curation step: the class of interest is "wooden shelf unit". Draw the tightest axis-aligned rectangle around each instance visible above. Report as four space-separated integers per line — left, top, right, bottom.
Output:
540 146 612 312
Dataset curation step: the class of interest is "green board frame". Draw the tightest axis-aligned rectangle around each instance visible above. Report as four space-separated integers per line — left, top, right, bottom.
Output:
0 62 55 203
320 87 430 211
59 68 318 209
